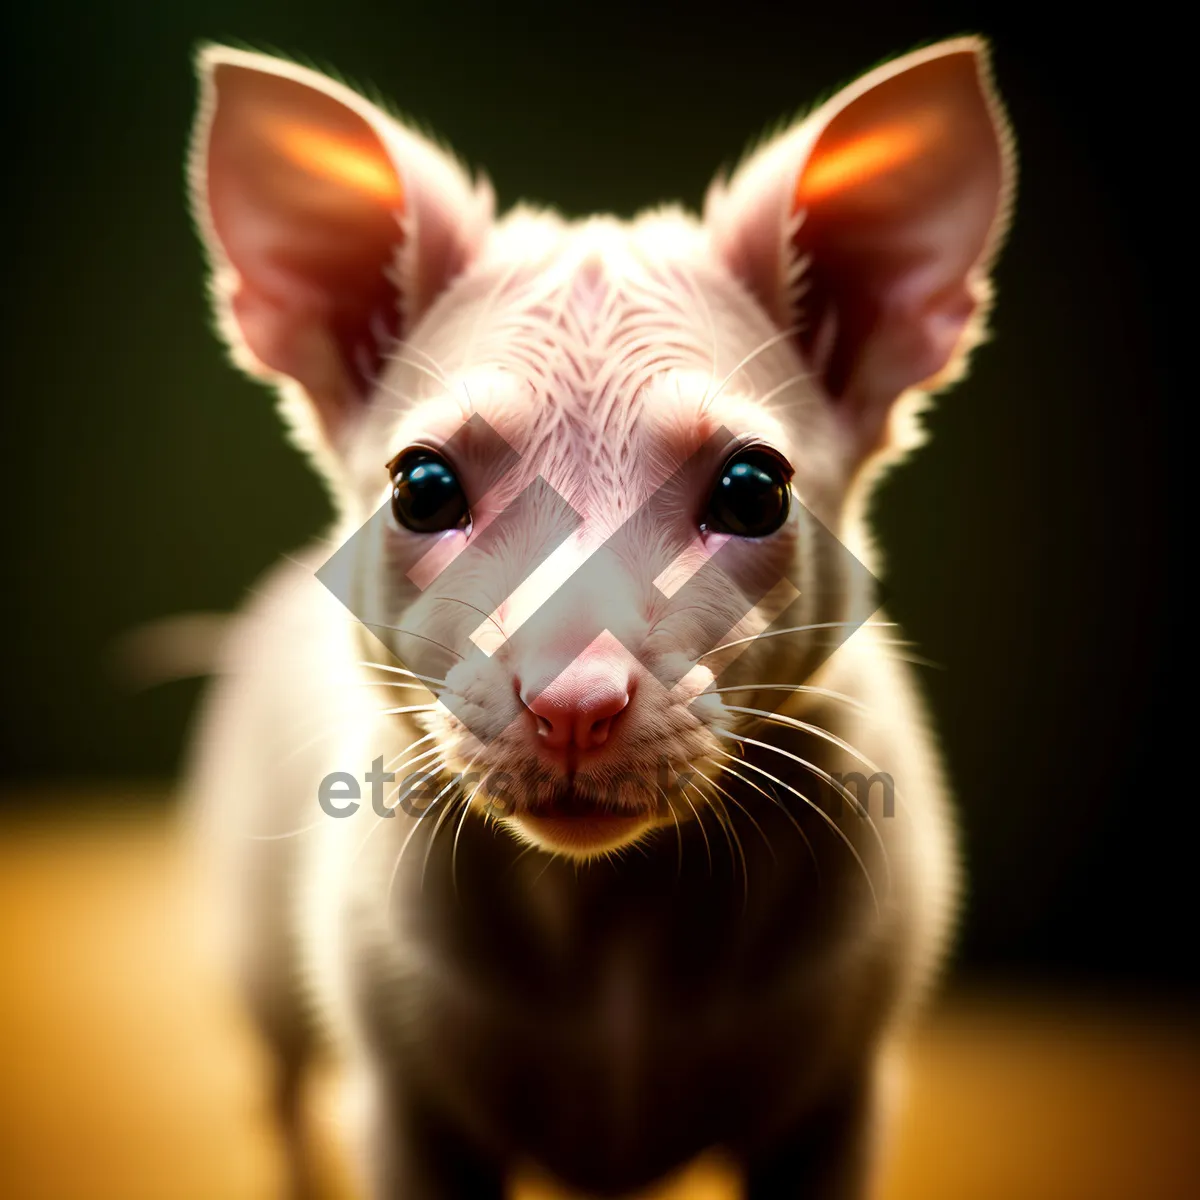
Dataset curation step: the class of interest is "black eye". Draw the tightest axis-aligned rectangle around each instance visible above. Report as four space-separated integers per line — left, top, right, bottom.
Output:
388 448 470 533
704 448 792 538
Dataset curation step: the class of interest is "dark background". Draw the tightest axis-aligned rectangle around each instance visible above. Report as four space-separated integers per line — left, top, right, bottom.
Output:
0 4 1182 996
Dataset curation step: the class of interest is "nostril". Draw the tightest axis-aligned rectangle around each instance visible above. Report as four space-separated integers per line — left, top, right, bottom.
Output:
519 675 631 754
582 711 617 749
519 690 575 749
575 693 628 751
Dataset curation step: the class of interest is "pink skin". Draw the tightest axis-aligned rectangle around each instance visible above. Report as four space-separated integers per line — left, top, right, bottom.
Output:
352 348 823 855
192 40 1011 857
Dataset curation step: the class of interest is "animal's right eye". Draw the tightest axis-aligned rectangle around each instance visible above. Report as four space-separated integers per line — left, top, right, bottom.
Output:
387 448 471 534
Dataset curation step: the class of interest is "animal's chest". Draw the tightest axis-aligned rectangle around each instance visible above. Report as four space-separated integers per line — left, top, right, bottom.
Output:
357 833 879 1190
412 927 835 1187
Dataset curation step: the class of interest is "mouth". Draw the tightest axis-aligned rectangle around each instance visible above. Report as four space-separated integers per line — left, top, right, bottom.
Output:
507 780 658 857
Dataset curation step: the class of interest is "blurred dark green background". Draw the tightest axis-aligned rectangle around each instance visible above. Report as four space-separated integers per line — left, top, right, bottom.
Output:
0 4 1180 993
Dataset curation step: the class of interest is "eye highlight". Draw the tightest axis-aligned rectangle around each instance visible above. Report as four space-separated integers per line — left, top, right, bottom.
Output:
703 447 792 538
387 447 470 534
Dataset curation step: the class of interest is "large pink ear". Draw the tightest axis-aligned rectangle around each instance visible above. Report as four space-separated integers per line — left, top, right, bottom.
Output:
189 47 493 446
705 38 1014 457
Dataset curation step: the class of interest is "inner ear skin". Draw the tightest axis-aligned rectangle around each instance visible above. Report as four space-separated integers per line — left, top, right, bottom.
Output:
193 50 493 455
704 41 1012 463
791 50 1007 425
205 66 407 415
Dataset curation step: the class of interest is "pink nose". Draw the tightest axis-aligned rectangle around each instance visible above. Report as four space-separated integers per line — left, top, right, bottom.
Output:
520 668 631 753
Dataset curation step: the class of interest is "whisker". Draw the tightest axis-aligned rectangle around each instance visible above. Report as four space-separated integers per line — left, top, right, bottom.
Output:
269 699 407 772
877 648 945 670
705 754 819 881
452 772 490 897
722 705 896 799
701 324 802 415
349 743 448 866
421 747 486 891
677 789 713 875
383 737 443 781
262 685 438 772
433 595 507 642
719 727 890 897
377 703 441 718
697 621 896 661
361 679 446 696
363 376 425 414
385 757 451 921
694 775 750 910
656 784 685 881
382 348 453 391
396 342 453 385
246 816 327 842
711 735 880 913
754 367 814 411
696 765 775 864
707 683 867 713
356 620 465 661
418 780 468 889
684 776 745 906
528 849 560 890
248 736 440 843
358 661 448 687
718 726 886 842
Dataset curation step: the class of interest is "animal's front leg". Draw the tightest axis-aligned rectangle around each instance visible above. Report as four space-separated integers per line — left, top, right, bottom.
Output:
352 1066 508 1200
740 1072 880 1200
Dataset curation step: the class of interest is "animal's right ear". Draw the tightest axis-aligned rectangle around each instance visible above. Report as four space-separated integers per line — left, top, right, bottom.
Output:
189 47 493 452
704 39 1013 462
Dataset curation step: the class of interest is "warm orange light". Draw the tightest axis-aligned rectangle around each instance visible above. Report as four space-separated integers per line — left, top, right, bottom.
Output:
797 115 940 206
274 123 404 205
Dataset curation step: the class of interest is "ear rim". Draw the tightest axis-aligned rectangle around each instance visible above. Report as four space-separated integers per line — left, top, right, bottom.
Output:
703 35 1018 443
186 44 495 472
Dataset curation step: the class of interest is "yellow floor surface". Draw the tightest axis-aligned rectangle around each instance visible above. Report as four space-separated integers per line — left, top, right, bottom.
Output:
1 792 1197 1199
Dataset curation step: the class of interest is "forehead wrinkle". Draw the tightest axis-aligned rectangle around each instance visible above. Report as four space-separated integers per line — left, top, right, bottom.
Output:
444 223 719 403
366 210 839 518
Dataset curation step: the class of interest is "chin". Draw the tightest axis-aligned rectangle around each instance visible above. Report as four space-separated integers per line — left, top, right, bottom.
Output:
489 771 669 859
504 811 659 859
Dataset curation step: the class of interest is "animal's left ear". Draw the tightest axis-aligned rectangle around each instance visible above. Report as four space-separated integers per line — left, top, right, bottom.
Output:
705 38 1014 457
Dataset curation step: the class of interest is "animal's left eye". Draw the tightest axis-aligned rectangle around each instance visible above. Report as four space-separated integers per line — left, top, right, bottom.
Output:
387 447 471 533
703 447 792 538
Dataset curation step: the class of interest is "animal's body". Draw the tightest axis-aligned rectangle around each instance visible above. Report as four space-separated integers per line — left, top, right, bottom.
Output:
183 38 1014 1198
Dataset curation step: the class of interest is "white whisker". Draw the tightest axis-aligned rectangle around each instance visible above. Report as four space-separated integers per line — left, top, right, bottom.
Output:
705 754 819 880
697 621 896 661
452 772 491 896
656 784 685 881
678 788 713 875
754 367 814 411
700 324 802 415
381 347 453 391
358 660 447 687
377 703 441 718
722 706 897 805
708 682 867 713
384 756 451 923
683 775 746 906
696 764 775 864
711 736 880 913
